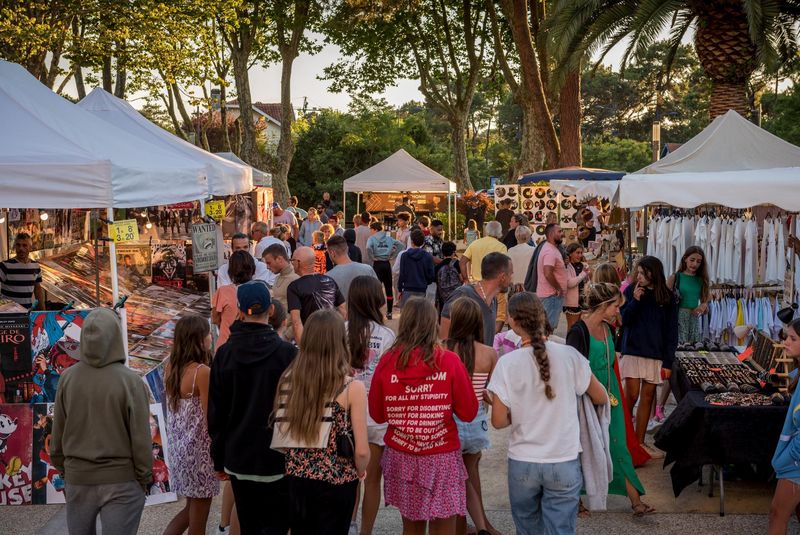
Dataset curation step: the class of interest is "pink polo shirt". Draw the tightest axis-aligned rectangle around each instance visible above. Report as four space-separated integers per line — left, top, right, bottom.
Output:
536 242 568 298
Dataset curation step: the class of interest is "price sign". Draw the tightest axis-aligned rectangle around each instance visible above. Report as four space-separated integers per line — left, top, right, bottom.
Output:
205 200 226 222
108 219 139 243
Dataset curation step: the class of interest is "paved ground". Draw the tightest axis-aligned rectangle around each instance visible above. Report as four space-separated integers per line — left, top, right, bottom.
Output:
4 310 799 534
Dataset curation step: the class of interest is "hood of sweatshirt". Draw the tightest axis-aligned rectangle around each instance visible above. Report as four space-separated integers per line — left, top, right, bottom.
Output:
79 308 126 368
225 320 283 365
344 228 357 244
405 247 427 262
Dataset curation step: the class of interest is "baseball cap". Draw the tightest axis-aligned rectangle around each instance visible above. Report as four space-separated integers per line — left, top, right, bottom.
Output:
272 201 280 208
237 280 272 315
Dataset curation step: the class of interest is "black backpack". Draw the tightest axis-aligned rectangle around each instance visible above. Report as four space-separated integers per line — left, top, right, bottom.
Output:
437 262 462 304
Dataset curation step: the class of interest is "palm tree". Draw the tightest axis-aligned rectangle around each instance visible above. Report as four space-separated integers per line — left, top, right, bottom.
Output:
551 0 800 118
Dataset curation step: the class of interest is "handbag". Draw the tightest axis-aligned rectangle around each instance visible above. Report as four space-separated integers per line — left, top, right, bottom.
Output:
336 380 355 459
270 386 335 452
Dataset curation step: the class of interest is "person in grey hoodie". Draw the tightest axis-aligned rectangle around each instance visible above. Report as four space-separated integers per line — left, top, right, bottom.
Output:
51 308 152 535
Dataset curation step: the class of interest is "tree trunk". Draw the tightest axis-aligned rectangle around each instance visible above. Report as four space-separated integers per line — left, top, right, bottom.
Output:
171 82 194 136
55 72 74 95
219 83 231 151
274 51 296 206
709 81 749 117
74 64 86 99
513 93 545 178
102 56 113 92
500 0 560 168
230 34 259 167
161 86 187 141
114 66 127 98
449 114 474 192
558 69 582 167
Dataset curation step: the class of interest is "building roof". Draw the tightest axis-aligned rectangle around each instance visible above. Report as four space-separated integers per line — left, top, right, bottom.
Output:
226 99 291 126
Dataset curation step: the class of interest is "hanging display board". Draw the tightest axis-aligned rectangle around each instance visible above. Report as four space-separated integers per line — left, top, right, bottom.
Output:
191 223 220 274
108 219 139 243
0 403 33 505
151 243 187 289
494 185 520 213
362 192 448 214
204 200 226 222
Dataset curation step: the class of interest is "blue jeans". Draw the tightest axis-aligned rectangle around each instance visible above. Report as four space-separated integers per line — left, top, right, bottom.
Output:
508 458 582 535
540 295 564 332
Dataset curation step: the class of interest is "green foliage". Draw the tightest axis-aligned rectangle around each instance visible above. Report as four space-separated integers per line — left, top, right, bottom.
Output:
583 138 652 173
762 84 800 147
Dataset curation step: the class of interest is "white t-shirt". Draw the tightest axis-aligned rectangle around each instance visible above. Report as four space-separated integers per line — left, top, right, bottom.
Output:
487 341 592 464
347 321 396 427
217 257 275 287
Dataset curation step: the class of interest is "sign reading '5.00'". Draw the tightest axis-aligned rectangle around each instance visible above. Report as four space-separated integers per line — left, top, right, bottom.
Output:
108 219 139 243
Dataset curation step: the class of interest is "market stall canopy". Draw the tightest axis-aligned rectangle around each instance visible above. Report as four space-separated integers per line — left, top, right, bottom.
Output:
620 110 800 210
343 149 456 193
79 88 253 196
518 167 625 184
215 151 272 188
0 60 208 209
548 179 620 202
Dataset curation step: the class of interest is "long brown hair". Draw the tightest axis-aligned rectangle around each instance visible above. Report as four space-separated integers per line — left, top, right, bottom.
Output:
508 292 555 400
165 316 211 413
592 262 621 286
677 246 710 302
637 256 673 306
347 276 386 370
389 297 438 370
445 297 483 375
273 309 351 444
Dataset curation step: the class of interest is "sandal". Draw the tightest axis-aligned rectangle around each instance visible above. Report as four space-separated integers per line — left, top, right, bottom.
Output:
632 502 656 517
578 501 591 518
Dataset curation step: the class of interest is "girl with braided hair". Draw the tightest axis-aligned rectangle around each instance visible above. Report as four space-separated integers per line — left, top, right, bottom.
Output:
488 292 607 534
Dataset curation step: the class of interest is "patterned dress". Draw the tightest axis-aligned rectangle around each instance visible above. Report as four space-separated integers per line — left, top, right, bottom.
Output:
166 365 219 498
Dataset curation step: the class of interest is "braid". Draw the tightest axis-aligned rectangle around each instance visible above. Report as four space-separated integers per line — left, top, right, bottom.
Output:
510 294 556 400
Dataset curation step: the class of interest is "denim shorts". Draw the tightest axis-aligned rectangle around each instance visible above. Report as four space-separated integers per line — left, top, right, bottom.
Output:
455 403 491 454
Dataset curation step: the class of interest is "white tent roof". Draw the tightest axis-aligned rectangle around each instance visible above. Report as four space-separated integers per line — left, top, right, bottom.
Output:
620 110 800 209
343 149 456 193
215 152 272 188
549 179 619 202
79 88 252 196
0 61 208 209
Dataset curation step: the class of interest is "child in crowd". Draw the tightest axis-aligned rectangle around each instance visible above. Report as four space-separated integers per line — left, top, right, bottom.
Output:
619 256 678 458
268 300 288 338
321 224 336 271
211 251 255 350
769 318 800 534
418 216 431 236
465 219 480 246
593 262 622 286
312 231 328 274
163 316 219 535
346 276 396 535
445 298 498 535
564 243 591 331
275 310 370 534
436 241 462 313
488 292 608 535
369 298 478 534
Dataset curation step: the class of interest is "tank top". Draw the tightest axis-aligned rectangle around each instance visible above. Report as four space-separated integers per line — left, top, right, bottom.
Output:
471 372 490 403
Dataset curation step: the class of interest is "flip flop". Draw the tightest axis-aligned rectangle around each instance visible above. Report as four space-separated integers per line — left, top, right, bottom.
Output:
632 502 656 517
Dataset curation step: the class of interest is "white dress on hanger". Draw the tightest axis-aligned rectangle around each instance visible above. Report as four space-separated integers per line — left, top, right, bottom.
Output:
647 215 658 257
695 216 709 258
732 218 745 286
765 219 778 284
777 216 786 283
671 217 683 273
656 217 670 268
744 218 758 288
709 217 721 284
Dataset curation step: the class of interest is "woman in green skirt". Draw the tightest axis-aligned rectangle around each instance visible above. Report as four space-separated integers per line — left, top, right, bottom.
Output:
567 282 655 516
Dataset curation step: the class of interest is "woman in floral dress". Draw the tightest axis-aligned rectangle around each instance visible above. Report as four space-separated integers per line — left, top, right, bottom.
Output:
163 316 219 535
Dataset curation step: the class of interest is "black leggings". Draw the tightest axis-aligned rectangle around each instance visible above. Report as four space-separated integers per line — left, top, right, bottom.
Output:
373 260 393 314
288 476 358 535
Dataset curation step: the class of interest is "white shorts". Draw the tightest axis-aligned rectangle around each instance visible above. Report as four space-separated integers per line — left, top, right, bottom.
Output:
620 355 663 385
368 423 388 446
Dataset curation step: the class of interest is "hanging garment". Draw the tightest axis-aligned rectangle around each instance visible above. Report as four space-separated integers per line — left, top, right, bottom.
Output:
765 220 779 284
647 216 658 257
732 218 745 286
670 217 682 274
709 217 721 284
777 216 786 284
695 216 709 260
760 218 770 284
656 217 670 268
744 219 758 288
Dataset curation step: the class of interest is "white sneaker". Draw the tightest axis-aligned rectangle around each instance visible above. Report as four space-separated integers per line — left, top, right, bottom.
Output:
646 418 663 434
348 521 359 535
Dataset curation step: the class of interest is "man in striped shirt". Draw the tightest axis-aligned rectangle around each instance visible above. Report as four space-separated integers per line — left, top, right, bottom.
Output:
0 233 44 309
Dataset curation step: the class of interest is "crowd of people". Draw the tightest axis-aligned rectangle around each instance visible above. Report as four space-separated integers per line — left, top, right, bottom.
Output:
19 191 800 535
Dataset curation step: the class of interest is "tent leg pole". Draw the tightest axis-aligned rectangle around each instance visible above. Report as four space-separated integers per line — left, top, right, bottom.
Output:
356 193 360 216
342 186 346 229
200 199 218 349
107 207 129 362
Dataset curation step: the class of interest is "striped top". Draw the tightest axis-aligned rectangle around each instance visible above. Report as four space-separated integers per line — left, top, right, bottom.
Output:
472 372 490 403
0 258 41 309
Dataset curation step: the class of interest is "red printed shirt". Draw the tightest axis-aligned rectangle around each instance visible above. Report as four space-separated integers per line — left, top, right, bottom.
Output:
368 346 478 455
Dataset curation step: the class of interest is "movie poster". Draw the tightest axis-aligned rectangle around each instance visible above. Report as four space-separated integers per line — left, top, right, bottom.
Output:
116 245 152 290
0 314 32 403
146 403 176 506
31 403 64 505
29 310 90 404
0 404 33 506
144 361 167 406
151 243 187 289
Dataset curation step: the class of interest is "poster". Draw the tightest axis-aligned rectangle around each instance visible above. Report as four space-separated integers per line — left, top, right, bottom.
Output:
0 404 33 505
31 403 64 504
146 403 176 506
151 243 187 289
362 192 448 214
191 223 220 273
0 314 32 403
221 194 256 237
116 245 152 290
29 310 90 404
144 361 167 406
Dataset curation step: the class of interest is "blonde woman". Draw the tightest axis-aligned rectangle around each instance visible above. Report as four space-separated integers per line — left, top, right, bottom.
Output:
275 309 370 534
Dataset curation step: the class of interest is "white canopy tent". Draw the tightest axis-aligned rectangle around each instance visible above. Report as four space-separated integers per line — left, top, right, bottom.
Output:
78 88 253 196
343 149 457 236
216 151 272 188
619 110 800 210
549 179 620 202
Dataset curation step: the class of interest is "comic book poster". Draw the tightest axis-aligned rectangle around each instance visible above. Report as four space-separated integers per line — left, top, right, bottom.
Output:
144 361 167 407
0 404 33 505
146 403 176 506
29 310 91 404
116 245 152 291
31 403 64 505
0 314 32 403
151 243 187 289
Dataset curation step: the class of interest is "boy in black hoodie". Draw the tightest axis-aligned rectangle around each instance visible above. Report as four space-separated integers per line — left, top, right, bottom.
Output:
208 280 297 534
398 229 435 307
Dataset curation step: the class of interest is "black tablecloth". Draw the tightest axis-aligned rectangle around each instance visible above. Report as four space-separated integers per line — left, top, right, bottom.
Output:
653 390 787 496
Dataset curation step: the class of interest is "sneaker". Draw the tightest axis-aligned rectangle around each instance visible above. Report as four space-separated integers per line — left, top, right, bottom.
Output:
642 443 665 459
218 526 230 535
646 418 662 434
386 312 392 320
654 405 666 422
348 521 359 535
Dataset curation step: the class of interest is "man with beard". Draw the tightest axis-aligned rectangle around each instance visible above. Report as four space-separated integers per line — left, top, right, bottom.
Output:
534 224 568 330
439 252 512 345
